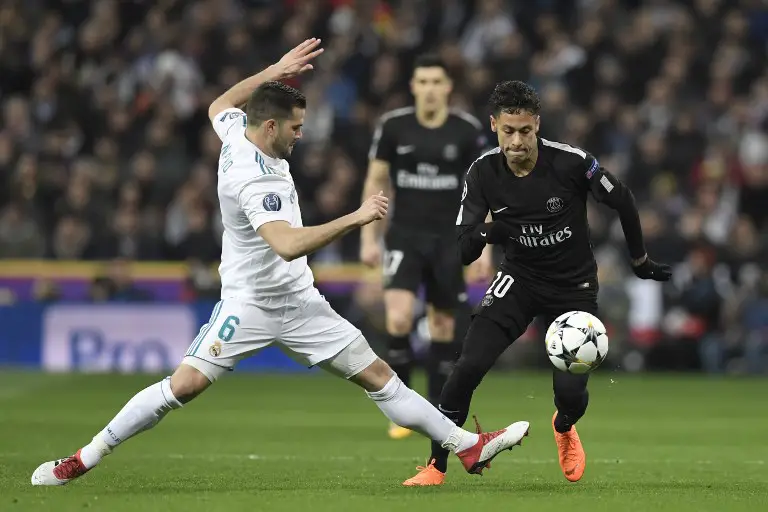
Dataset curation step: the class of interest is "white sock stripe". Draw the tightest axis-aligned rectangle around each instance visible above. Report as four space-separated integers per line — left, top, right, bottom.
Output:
365 374 401 400
160 377 182 409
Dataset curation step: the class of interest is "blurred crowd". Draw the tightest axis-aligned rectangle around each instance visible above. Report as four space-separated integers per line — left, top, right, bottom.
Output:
1 0 767 372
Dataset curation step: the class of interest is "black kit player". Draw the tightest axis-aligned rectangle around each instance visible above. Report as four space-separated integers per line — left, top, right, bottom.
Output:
403 81 672 486
360 55 494 440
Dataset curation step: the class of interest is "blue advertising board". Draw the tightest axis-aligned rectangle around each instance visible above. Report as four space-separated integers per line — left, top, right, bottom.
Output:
0 303 307 373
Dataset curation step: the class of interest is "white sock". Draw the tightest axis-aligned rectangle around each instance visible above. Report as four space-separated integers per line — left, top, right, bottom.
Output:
366 375 478 452
80 377 182 469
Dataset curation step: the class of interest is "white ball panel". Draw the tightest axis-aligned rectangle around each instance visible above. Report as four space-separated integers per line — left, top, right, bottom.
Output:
596 333 609 356
561 327 586 353
546 333 563 356
549 355 569 372
568 362 592 374
565 312 592 330
575 341 598 363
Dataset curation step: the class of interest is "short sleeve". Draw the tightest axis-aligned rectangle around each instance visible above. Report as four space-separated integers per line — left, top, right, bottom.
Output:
368 115 397 163
211 108 247 142
237 174 294 231
456 161 488 226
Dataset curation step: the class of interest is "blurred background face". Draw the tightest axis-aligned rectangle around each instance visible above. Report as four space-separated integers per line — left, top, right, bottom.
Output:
491 111 540 164
410 67 452 112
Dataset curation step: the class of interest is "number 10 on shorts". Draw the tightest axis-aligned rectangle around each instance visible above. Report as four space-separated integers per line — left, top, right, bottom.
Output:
486 271 514 298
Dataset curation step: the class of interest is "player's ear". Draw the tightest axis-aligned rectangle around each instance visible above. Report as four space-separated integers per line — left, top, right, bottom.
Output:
265 119 278 135
490 114 497 132
535 116 541 133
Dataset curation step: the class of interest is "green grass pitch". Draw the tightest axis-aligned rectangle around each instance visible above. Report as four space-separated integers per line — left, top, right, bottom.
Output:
1 370 766 511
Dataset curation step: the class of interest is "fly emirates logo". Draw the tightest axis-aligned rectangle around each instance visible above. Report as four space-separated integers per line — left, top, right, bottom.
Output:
516 223 572 248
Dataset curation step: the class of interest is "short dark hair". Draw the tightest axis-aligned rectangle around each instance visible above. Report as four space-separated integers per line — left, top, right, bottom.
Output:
413 53 450 78
246 81 306 125
488 81 541 116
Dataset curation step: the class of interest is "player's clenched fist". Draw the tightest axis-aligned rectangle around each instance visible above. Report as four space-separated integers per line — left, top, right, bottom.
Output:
355 191 388 226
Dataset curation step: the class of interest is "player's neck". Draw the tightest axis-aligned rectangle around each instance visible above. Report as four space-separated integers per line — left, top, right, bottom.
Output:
505 145 539 178
415 105 449 128
245 128 280 160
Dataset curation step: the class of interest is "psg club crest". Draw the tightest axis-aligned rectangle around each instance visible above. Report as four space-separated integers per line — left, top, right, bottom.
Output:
546 197 564 214
263 193 282 212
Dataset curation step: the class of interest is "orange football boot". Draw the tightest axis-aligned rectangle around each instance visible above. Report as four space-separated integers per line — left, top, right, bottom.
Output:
402 458 446 486
552 411 586 482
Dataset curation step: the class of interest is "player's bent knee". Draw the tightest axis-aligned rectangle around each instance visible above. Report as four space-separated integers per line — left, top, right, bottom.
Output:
318 335 381 383
427 309 455 341
386 314 413 336
171 362 215 403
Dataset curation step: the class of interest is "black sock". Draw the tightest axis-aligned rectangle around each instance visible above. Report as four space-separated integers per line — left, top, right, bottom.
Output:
427 341 457 406
386 334 412 387
430 405 465 473
553 412 573 433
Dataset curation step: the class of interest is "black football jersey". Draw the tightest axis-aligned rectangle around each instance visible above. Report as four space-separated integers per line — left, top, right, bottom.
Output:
369 107 487 233
457 138 621 290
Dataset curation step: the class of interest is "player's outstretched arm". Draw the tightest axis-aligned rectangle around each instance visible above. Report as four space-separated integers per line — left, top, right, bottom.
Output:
359 160 391 267
587 164 671 281
259 193 389 262
208 38 323 122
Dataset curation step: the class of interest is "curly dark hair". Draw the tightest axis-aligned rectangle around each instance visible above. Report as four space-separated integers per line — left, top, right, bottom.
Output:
246 81 306 125
488 81 541 116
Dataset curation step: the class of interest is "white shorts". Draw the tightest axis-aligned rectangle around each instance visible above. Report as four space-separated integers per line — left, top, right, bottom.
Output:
181 287 371 380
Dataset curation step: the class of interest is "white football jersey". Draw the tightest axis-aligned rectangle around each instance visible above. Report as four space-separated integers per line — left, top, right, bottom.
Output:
212 108 314 300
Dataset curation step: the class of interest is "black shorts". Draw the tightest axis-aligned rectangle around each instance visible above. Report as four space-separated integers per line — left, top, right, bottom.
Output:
383 228 466 310
473 269 599 342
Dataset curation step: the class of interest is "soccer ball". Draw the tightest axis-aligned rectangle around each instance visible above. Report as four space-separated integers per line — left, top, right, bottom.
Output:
545 311 609 374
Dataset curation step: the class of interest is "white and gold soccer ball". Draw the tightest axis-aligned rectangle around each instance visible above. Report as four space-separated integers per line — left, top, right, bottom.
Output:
545 311 609 374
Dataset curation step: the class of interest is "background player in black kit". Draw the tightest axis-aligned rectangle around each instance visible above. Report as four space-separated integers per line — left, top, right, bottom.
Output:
403 81 672 486
360 55 493 440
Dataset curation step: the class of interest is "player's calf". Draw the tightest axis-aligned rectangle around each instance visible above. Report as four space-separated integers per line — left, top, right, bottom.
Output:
31 365 212 486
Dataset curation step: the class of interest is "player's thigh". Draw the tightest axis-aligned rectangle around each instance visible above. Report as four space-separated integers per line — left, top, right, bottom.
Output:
459 275 537 373
473 269 538 342
182 299 280 382
382 229 424 296
424 235 466 313
540 289 599 326
278 287 364 368
383 289 417 334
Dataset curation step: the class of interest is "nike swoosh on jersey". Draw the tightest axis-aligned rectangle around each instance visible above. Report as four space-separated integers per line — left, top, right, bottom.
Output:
396 145 416 154
492 207 509 213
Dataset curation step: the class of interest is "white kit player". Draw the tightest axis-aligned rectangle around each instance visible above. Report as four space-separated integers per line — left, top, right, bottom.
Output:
31 39 529 487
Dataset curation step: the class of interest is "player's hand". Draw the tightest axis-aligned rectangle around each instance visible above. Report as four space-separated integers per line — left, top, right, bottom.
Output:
360 241 383 268
631 255 672 281
273 38 324 79
355 191 388 227
474 222 513 244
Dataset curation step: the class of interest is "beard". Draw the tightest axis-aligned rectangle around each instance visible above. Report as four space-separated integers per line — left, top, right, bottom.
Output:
275 138 295 159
